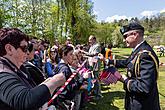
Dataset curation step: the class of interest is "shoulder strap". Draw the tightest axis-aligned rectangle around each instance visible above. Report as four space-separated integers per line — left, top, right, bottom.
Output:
134 50 159 80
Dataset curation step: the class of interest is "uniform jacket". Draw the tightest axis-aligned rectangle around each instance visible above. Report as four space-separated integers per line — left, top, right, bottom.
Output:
111 41 160 110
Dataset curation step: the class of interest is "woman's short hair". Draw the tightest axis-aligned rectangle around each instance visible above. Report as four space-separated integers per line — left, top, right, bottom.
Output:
0 28 29 56
59 45 73 58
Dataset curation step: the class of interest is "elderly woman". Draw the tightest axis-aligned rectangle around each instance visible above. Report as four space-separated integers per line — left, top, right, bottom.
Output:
52 45 84 110
0 28 66 110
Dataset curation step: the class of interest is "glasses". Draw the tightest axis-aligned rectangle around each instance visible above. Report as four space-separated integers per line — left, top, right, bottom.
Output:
123 32 136 39
19 45 29 53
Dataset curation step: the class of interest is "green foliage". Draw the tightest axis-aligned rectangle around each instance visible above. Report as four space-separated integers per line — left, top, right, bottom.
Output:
1 0 165 47
92 14 165 48
111 26 125 48
93 22 115 45
0 8 4 28
0 0 95 44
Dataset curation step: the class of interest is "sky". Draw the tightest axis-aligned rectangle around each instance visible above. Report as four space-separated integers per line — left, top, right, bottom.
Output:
92 0 165 22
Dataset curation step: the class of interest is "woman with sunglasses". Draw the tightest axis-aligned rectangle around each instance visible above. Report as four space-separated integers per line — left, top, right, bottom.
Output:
0 28 66 110
45 46 60 77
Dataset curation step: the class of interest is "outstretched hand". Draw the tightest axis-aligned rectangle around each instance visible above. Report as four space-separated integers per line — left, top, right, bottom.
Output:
41 72 66 95
97 53 104 61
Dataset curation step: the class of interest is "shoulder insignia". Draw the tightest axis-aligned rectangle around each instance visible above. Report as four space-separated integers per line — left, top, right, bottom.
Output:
134 50 159 80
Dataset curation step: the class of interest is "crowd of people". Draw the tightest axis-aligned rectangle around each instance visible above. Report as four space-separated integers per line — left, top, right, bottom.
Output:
0 22 160 110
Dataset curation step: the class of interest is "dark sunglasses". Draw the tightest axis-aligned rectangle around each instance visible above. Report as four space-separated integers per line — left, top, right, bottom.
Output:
31 41 37 44
123 32 136 39
19 45 29 53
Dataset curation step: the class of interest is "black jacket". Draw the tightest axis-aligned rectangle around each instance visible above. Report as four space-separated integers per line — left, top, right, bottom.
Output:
0 57 51 110
110 41 160 110
21 61 46 85
53 63 83 110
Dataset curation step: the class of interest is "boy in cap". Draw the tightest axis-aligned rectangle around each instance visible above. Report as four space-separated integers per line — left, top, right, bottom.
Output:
106 22 160 110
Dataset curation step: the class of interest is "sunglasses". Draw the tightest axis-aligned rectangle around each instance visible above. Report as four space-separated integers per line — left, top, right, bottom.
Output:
31 41 37 44
19 45 29 53
123 32 136 39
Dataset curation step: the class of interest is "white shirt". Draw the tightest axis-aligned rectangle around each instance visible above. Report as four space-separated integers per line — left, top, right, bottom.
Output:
133 40 145 52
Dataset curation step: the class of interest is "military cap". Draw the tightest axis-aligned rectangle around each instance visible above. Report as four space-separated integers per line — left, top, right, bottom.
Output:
120 22 144 35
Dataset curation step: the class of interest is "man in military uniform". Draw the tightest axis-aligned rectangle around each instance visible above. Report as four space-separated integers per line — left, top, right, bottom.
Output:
107 22 160 110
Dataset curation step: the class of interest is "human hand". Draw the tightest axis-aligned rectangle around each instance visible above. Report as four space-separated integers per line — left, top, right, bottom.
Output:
97 53 104 61
118 74 127 83
42 73 66 95
80 84 88 90
51 73 66 87
79 49 88 55
82 71 91 79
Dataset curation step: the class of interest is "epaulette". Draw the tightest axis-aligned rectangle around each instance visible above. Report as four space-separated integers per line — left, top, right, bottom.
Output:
134 50 159 80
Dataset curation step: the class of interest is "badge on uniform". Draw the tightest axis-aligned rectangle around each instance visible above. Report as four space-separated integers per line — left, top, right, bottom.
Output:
127 71 132 77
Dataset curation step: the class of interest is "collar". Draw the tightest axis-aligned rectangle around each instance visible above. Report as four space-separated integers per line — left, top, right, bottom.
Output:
133 40 145 52
59 59 65 63
0 57 19 72
90 42 97 47
0 57 28 79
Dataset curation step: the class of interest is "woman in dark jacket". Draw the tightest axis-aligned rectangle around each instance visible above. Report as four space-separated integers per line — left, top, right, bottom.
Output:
0 28 65 110
21 42 47 85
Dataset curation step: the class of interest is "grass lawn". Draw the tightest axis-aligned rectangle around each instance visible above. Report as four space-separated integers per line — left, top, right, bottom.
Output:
83 48 165 110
